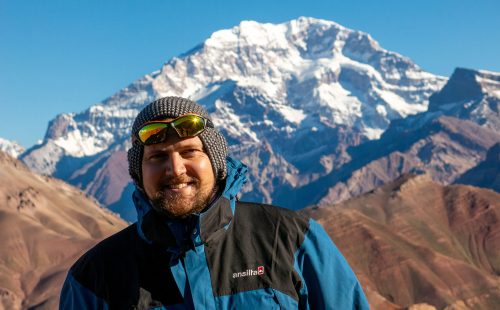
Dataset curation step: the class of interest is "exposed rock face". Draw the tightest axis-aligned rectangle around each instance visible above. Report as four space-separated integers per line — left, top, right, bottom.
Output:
304 174 500 309
455 142 500 192
0 152 127 310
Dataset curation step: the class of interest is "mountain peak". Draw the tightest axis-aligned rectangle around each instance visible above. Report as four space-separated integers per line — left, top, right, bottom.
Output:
429 67 500 108
426 67 500 131
204 17 348 52
202 17 382 53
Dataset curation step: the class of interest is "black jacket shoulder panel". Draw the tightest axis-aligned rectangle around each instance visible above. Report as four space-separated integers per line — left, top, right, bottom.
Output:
70 224 183 308
204 201 310 299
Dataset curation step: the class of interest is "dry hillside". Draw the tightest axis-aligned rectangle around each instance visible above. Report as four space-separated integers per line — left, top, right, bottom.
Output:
0 152 127 310
305 174 500 309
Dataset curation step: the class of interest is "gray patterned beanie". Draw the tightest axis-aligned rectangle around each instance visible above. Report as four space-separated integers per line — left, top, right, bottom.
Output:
127 96 228 187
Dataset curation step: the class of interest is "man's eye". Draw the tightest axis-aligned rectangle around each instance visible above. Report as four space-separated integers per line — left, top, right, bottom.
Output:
182 149 200 156
148 153 167 161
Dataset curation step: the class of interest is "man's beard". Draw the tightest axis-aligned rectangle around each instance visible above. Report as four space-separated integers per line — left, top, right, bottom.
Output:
150 175 216 218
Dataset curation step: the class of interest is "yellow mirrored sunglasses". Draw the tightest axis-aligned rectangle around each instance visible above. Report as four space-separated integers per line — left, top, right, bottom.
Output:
136 114 213 145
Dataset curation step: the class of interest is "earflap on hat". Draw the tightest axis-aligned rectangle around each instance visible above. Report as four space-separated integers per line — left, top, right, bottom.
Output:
127 140 144 187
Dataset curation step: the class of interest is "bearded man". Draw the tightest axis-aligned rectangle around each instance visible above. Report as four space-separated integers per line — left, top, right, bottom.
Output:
60 96 369 309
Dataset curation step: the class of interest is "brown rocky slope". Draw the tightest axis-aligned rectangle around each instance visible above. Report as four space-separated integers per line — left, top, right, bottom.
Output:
0 152 127 310
304 174 500 309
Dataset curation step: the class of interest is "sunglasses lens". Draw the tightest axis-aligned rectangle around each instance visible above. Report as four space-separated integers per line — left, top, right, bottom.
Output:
138 123 169 144
172 115 207 137
137 115 209 145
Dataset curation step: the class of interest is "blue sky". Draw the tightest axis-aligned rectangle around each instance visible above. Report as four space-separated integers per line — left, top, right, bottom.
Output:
1 0 499 148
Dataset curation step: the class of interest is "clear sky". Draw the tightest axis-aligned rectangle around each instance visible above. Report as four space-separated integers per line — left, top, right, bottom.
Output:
1 0 499 148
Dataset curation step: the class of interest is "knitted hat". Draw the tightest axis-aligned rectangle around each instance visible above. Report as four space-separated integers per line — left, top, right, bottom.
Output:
127 97 228 187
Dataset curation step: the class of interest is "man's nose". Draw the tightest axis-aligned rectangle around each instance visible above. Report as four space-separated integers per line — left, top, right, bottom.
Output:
166 152 187 177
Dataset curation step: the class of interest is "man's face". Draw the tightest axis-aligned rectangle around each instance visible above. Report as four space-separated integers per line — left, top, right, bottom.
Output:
141 129 216 218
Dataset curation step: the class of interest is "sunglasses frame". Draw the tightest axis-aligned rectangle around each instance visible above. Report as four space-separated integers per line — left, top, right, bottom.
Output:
136 114 214 145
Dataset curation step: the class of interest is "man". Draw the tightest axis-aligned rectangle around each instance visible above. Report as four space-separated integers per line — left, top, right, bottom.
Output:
60 96 369 309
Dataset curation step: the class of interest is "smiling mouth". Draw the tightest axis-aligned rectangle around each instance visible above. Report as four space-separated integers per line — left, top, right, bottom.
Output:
166 183 189 189
162 181 198 193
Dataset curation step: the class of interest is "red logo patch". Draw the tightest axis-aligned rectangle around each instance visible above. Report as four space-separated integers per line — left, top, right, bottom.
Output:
257 266 264 275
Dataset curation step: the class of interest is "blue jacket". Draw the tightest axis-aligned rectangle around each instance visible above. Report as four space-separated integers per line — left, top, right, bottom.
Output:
60 157 369 309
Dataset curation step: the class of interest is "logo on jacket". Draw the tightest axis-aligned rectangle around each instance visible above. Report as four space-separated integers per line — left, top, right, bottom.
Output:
233 266 265 279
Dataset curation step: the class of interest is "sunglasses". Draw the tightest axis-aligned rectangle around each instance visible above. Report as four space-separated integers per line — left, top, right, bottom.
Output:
136 114 214 145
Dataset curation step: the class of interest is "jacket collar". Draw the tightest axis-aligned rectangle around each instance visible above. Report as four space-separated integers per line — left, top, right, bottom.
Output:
133 157 248 249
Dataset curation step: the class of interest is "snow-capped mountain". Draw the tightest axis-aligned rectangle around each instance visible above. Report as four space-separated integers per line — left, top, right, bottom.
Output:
21 17 447 220
428 67 500 130
0 137 24 158
291 67 500 207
